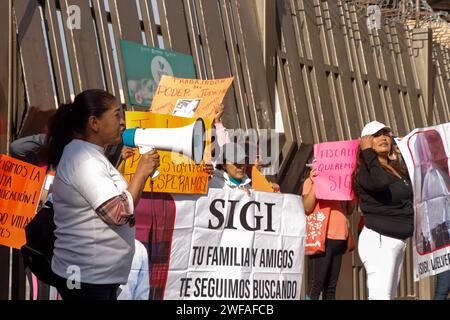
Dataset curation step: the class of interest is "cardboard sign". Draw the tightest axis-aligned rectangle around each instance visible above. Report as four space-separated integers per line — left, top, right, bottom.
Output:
313 139 359 200
123 111 212 194
0 155 45 249
120 40 196 108
150 75 234 119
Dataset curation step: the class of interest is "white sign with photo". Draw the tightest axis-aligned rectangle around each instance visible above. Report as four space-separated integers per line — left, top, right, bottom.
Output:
397 124 450 281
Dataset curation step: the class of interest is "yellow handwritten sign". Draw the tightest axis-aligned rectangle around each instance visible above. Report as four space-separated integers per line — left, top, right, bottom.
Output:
150 75 234 119
123 111 213 194
0 155 45 249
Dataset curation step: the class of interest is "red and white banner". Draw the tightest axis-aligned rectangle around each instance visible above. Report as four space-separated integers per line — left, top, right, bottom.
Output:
135 189 306 300
397 124 450 281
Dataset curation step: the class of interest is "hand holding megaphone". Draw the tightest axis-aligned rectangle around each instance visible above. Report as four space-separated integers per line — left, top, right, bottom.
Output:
134 149 160 180
120 145 161 179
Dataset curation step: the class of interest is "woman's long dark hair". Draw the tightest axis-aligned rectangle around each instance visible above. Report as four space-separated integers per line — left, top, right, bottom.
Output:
351 141 408 197
351 147 365 198
46 89 117 166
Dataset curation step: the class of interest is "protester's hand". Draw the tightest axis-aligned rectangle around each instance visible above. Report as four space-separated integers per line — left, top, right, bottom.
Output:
136 149 160 178
202 163 214 176
309 168 318 182
121 146 135 160
254 155 262 171
270 182 281 193
360 135 373 150
214 103 224 124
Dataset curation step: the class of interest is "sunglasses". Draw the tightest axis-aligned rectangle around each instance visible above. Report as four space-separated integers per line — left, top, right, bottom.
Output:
373 129 392 137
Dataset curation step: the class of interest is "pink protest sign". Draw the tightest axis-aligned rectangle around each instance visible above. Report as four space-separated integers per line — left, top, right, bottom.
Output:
313 139 359 200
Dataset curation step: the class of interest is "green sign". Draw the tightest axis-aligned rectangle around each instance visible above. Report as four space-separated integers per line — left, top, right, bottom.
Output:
120 39 196 108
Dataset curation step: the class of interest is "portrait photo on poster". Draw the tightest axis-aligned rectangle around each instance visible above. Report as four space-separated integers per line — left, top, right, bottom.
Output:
172 99 201 118
411 130 450 255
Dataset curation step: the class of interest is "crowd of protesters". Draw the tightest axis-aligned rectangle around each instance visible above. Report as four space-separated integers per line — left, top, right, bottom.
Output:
8 89 450 300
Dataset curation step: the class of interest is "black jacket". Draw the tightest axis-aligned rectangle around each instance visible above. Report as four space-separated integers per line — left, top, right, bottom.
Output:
356 149 414 240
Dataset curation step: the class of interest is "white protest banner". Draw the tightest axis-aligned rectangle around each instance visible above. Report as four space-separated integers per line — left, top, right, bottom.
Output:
147 189 306 300
397 124 450 281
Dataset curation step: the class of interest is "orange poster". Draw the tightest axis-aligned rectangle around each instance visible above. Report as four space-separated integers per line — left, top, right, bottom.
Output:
0 155 45 249
251 167 274 192
150 75 234 119
123 111 213 194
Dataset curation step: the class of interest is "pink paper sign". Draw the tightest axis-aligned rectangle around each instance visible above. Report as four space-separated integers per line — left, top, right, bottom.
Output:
313 139 359 200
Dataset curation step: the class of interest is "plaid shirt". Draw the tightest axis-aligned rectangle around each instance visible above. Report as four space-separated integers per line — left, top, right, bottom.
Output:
95 190 135 226
133 193 176 300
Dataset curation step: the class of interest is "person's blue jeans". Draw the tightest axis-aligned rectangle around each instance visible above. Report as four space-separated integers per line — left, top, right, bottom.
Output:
434 269 450 300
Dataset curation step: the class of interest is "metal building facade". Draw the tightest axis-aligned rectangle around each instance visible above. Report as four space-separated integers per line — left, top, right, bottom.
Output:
0 0 448 299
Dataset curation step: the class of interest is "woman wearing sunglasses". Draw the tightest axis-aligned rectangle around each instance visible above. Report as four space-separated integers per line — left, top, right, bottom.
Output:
352 121 414 300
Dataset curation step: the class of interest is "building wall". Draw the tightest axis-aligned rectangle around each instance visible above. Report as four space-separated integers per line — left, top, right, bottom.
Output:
0 0 448 299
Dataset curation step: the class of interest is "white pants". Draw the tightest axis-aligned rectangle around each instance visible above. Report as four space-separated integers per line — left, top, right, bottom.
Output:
358 227 407 300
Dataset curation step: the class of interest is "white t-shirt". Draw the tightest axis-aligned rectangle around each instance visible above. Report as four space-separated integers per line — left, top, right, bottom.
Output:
117 240 150 300
51 139 135 284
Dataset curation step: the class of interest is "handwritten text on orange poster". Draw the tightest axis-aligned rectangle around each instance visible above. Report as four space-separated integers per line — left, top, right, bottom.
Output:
0 155 45 249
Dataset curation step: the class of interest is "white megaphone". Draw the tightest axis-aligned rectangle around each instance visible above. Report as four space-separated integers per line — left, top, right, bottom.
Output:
122 118 206 178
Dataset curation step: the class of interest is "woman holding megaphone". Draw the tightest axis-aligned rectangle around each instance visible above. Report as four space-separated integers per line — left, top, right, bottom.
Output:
46 89 160 300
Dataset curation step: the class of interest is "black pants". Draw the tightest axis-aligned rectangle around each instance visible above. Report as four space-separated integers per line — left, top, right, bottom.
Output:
54 273 120 300
307 238 347 300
